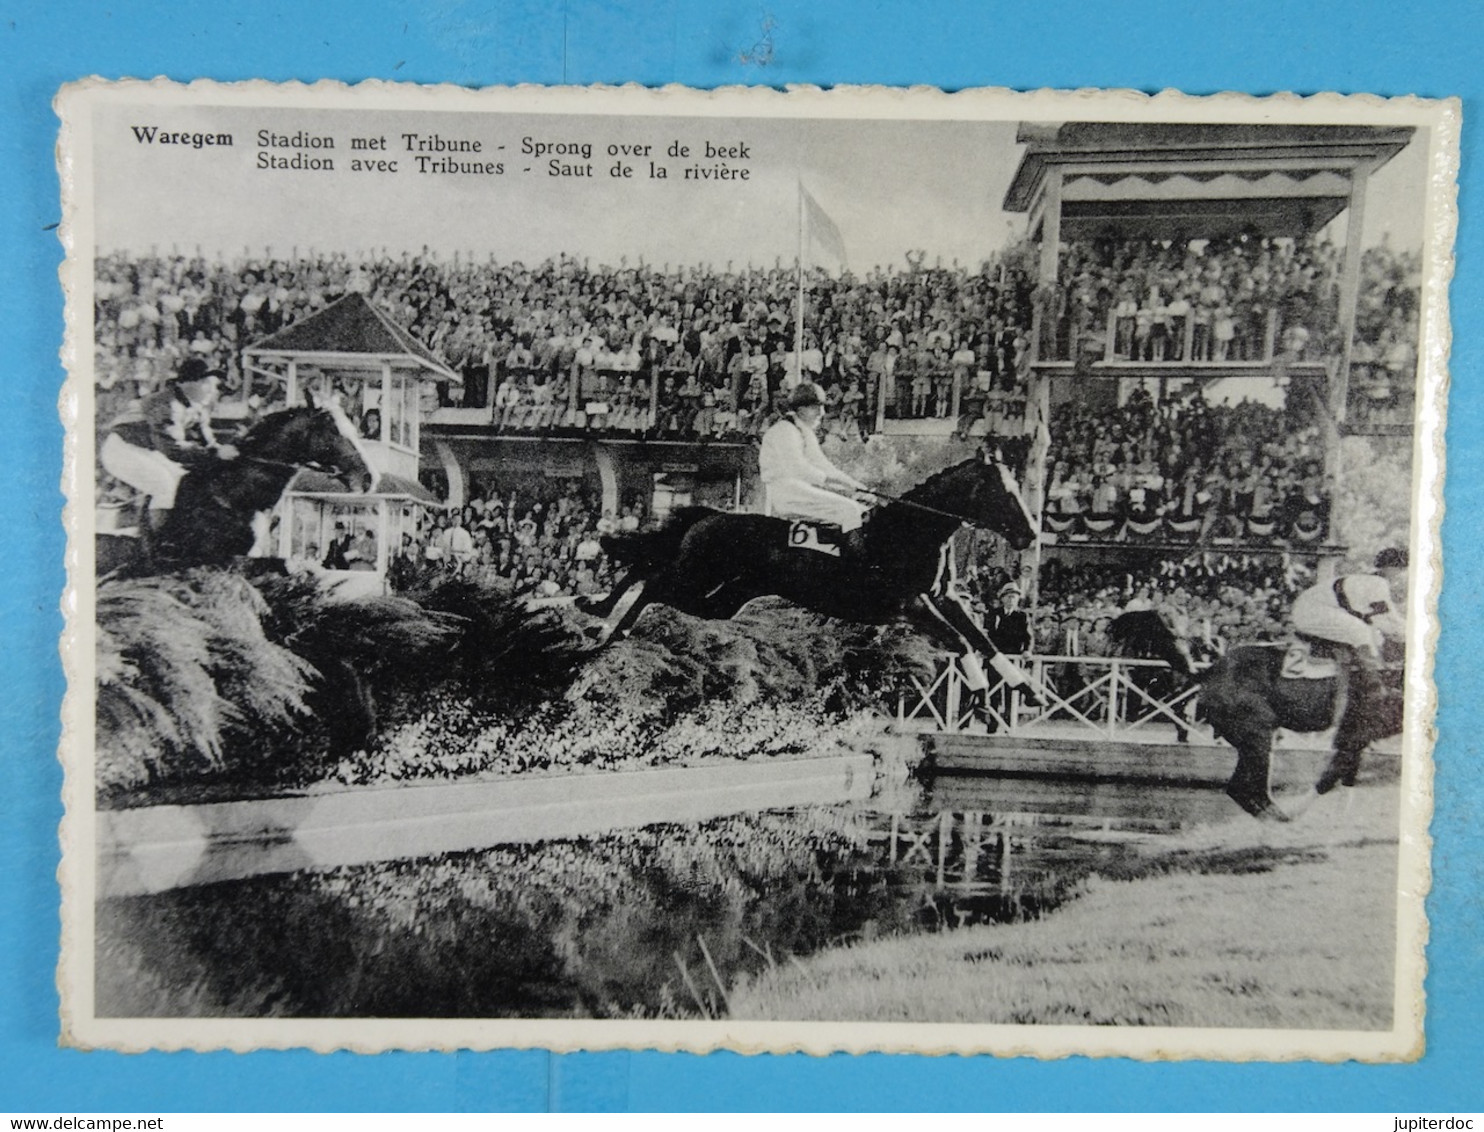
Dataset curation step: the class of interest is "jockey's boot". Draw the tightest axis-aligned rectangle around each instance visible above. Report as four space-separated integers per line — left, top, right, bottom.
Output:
989 651 1044 709
1318 646 1384 794
957 655 998 732
138 507 170 558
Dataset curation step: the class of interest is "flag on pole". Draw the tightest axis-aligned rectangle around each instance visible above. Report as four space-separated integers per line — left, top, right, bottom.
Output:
801 184 846 269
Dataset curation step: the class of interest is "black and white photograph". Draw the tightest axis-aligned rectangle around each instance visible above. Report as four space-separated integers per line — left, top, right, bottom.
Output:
56 82 1452 1058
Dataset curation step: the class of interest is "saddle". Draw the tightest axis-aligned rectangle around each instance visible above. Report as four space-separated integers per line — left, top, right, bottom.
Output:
1279 635 1341 681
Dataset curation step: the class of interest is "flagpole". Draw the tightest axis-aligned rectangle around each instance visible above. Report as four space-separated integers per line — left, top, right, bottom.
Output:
794 178 805 387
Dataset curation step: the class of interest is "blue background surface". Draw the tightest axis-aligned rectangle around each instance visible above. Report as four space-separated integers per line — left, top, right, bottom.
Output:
2 0 1478 1112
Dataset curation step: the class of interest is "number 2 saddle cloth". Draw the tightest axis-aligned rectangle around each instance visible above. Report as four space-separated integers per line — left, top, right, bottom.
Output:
1279 635 1342 681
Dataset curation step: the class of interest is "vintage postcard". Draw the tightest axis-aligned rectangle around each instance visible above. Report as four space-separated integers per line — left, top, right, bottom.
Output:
55 80 1455 1058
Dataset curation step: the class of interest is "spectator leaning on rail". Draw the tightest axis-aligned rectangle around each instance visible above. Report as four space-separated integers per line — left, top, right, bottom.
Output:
758 381 871 534
100 356 238 532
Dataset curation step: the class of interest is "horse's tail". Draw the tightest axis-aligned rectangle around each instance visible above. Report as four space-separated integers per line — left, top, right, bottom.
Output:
1107 609 1199 677
601 506 719 569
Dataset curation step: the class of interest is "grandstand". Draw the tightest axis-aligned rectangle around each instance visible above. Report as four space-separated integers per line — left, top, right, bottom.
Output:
93 123 1418 611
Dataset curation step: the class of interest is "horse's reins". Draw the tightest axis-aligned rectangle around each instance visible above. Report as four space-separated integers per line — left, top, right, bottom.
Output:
232 453 300 472
226 448 348 476
858 487 983 527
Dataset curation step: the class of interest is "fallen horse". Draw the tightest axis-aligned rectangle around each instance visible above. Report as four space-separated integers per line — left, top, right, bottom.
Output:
1110 610 1405 821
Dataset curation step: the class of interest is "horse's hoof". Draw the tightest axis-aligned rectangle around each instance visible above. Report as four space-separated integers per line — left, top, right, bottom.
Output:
1315 750 1362 795
1226 785 1291 823
1017 685 1046 709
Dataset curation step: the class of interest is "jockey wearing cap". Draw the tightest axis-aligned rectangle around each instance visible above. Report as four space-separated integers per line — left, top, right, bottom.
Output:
758 381 869 531
1291 549 1407 661
100 357 237 527
1290 547 1408 778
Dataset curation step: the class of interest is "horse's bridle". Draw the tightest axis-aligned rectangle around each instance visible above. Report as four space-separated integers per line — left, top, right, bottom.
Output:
859 488 978 525
860 487 1012 529
232 452 350 477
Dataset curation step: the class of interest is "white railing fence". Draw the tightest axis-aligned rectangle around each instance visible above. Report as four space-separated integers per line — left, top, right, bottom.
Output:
897 654 1212 742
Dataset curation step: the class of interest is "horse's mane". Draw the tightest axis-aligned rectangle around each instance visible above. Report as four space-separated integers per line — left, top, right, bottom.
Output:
899 456 978 505
236 405 321 456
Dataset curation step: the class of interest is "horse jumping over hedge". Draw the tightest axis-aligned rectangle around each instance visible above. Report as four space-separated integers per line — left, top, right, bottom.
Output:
99 405 372 575
578 450 1043 695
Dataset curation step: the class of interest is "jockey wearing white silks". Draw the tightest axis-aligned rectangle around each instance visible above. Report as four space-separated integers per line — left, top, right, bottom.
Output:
1291 572 1405 657
759 382 868 530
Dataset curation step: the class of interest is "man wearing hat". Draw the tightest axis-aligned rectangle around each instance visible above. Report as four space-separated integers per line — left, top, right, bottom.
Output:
100 356 237 529
988 581 1033 656
758 380 870 534
975 580 1034 730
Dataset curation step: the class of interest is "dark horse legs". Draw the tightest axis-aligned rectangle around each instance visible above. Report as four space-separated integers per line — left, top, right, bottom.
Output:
591 565 752 645
575 569 646 619
1317 655 1389 794
1223 723 1286 820
1203 683 1288 821
916 590 1043 706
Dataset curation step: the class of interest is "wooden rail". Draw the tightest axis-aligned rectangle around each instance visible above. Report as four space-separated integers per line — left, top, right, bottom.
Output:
898 653 1215 742
98 754 875 899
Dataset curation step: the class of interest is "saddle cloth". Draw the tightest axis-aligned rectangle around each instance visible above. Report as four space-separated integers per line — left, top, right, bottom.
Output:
786 519 842 557
1279 636 1341 680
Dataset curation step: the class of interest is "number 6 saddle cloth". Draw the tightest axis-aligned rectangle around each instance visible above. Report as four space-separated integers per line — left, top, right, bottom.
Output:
786 519 843 557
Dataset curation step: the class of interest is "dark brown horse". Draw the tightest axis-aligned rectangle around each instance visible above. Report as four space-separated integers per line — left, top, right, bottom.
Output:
578 453 1041 688
1110 610 1405 820
100 406 371 574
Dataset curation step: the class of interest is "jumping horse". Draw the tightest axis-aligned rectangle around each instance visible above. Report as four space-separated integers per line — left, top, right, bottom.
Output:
577 450 1041 692
98 405 372 574
1110 609 1406 821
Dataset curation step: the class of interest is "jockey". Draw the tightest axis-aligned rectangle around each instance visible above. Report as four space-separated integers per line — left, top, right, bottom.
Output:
1291 547 1408 790
100 357 237 529
758 381 870 531
1290 549 1407 661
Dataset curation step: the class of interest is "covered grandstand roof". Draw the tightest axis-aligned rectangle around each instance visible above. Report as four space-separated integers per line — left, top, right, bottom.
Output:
1003 122 1415 239
243 292 460 384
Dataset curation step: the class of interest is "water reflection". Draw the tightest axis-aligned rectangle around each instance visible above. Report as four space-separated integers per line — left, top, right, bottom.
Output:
96 775 1236 1019
865 775 1235 931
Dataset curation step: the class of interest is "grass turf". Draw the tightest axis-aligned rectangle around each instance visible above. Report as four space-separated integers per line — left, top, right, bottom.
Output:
728 783 1404 1029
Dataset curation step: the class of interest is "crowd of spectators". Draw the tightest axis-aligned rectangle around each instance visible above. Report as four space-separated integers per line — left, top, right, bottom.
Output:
288 481 636 599
389 482 635 598
1349 244 1424 427
93 235 1416 448
1042 384 1333 546
1027 553 1313 658
93 247 1038 446
1047 233 1421 379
